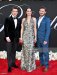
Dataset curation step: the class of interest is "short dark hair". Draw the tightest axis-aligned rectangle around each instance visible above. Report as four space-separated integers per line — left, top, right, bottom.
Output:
39 6 47 11
11 6 18 11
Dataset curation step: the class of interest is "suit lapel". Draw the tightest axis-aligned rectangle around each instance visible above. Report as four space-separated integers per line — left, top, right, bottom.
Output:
10 16 15 26
36 18 38 29
10 16 18 29
38 16 45 29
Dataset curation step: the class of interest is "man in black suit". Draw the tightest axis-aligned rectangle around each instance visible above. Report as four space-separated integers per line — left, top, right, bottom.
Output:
4 6 21 72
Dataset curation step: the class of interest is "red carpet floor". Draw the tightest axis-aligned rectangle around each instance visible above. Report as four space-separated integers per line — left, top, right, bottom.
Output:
0 59 57 75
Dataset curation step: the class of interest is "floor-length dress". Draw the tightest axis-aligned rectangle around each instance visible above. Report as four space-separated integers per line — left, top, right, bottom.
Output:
21 18 36 72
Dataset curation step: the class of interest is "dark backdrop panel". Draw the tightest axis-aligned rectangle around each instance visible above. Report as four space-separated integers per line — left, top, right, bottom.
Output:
0 1 57 51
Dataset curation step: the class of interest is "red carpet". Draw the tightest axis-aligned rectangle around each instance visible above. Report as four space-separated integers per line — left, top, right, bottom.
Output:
0 59 57 75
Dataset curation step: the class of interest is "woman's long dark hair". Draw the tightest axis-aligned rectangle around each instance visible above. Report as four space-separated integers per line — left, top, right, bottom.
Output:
23 7 34 18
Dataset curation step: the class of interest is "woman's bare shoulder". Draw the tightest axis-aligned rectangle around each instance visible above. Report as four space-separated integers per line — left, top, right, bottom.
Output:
22 18 26 22
32 17 36 21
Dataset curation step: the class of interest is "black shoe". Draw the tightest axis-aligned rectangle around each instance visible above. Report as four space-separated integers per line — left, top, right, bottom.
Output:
8 67 12 72
12 64 18 68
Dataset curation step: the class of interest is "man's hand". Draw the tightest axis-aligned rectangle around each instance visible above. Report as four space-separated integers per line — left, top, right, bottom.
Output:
43 41 47 45
6 37 11 42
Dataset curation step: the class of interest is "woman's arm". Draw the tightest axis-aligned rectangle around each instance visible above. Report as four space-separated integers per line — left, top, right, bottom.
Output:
20 18 25 39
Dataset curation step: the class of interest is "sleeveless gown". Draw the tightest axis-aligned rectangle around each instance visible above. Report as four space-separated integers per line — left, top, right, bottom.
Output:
21 18 36 72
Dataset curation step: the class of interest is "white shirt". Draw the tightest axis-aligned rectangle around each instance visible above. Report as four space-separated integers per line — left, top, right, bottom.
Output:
12 15 17 29
38 16 44 28
14 19 17 29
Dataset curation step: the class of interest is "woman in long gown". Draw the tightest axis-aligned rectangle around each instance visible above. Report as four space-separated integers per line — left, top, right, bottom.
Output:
20 8 37 72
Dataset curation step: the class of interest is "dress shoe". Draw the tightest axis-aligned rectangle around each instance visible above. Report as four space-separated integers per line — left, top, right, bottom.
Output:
37 64 44 69
8 67 12 72
44 67 48 72
12 64 18 68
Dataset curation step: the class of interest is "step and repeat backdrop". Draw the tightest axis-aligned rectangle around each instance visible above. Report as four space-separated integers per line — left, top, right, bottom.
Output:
0 1 57 51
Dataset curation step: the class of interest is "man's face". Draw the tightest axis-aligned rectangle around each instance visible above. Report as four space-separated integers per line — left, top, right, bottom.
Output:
11 9 18 17
39 8 46 16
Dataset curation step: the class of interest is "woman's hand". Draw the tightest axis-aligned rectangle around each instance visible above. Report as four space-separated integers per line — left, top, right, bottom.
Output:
19 38 23 45
34 38 36 47
34 37 37 43
19 38 23 41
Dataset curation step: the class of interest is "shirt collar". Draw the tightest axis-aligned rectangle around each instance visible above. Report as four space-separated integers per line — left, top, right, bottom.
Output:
39 16 45 19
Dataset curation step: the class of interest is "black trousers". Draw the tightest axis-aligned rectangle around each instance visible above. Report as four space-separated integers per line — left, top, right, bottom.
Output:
6 38 18 68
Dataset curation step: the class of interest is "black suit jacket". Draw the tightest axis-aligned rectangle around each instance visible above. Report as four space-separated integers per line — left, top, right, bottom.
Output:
4 16 21 42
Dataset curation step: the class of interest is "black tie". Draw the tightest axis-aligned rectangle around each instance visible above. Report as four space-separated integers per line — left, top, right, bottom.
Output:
13 17 17 19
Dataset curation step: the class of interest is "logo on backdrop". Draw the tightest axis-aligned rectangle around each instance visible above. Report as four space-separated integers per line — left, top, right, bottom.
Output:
51 16 57 30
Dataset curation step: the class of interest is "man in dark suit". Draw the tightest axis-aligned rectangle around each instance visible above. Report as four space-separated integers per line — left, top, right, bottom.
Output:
4 6 21 72
37 6 50 72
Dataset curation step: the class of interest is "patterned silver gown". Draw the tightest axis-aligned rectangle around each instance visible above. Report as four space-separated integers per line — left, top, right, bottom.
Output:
21 18 36 72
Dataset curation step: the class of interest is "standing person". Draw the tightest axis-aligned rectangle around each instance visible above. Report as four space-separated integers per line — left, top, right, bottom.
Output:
20 8 36 72
4 6 21 72
37 6 50 72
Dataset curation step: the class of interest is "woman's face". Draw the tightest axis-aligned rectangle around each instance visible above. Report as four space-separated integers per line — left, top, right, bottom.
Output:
26 8 32 16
